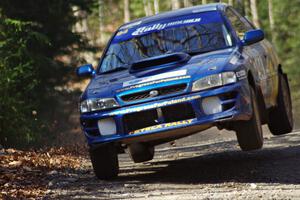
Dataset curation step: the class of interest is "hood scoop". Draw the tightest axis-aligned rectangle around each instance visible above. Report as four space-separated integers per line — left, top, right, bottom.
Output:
130 52 190 73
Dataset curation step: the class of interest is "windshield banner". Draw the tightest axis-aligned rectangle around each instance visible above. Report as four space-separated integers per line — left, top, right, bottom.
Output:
132 18 201 36
113 11 223 43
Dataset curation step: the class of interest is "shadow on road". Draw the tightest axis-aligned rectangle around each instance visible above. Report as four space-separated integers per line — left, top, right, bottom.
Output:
117 132 300 185
47 132 300 199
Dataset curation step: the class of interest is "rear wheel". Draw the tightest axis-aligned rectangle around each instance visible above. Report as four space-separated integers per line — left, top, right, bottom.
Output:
89 144 119 180
236 86 263 151
128 143 154 163
268 73 293 135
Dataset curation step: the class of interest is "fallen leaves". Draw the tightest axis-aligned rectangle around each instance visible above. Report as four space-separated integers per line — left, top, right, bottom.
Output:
0 147 88 199
8 160 22 167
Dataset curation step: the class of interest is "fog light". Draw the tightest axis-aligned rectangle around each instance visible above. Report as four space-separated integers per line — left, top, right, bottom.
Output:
97 118 116 136
202 96 222 115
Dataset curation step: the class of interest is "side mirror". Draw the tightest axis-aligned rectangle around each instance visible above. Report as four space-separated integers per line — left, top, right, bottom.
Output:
242 29 265 46
76 64 95 77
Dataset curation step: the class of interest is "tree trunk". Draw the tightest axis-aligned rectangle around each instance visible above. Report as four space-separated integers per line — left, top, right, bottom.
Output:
268 0 275 41
147 0 153 15
143 0 152 16
143 0 148 16
228 0 233 6
124 0 130 23
244 0 251 18
154 0 159 14
202 0 207 4
184 0 192 7
172 0 180 10
98 0 104 45
250 0 260 28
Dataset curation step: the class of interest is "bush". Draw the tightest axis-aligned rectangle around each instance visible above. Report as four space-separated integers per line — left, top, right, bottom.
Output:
0 18 49 147
0 1 94 148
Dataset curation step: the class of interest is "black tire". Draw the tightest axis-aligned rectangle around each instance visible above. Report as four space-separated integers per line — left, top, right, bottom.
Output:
268 73 293 135
128 143 154 163
89 144 119 180
236 86 263 151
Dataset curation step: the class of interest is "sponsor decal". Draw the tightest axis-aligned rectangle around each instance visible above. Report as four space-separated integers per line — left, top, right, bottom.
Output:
123 70 187 87
132 18 201 36
236 70 247 80
112 12 223 43
129 119 195 134
108 95 200 116
117 75 190 92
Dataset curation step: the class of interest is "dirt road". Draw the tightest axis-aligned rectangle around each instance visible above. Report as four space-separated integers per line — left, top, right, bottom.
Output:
45 127 300 200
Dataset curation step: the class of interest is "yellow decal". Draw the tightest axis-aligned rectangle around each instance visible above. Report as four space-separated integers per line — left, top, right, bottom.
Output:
129 119 194 134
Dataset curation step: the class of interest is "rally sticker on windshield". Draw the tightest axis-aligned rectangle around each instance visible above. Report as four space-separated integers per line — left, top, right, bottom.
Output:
112 12 223 43
132 18 201 36
122 70 187 87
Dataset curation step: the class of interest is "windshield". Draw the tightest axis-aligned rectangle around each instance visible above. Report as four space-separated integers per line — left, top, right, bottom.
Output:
99 11 233 73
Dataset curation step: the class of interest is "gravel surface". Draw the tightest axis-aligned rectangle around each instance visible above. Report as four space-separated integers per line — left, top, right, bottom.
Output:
46 127 300 200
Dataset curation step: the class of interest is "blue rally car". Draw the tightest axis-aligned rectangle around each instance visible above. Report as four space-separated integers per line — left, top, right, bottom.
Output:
76 3 293 179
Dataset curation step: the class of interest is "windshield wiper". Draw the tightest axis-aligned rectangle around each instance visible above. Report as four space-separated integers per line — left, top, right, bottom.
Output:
100 66 129 74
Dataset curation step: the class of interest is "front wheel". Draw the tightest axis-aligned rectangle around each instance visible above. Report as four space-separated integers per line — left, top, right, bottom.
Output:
89 144 119 180
236 86 263 151
268 73 293 135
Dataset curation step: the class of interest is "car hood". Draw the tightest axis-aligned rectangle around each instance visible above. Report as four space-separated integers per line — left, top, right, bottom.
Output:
83 48 235 102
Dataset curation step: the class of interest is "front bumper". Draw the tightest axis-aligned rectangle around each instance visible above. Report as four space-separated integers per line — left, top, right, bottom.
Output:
80 80 252 146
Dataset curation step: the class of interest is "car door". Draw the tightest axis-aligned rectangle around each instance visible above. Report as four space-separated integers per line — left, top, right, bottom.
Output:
225 7 273 108
258 38 279 107
240 13 279 107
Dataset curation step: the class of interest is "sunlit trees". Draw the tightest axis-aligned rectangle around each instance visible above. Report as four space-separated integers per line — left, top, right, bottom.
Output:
250 0 260 27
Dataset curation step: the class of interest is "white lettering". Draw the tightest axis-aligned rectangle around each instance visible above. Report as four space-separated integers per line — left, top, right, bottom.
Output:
132 18 201 36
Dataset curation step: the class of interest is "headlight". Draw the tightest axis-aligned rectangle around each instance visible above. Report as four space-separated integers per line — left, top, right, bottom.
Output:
80 98 119 113
192 72 237 92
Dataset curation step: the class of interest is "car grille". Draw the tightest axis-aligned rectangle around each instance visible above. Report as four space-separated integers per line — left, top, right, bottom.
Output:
123 103 195 133
121 83 187 102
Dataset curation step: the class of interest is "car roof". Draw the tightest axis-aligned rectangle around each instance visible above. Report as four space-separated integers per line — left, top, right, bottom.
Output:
120 3 228 29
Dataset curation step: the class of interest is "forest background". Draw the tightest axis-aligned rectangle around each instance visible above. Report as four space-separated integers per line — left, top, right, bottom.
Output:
0 0 299 148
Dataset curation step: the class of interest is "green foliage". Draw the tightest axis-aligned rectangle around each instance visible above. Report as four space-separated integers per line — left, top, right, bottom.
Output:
271 0 300 123
1 0 300 147
130 0 146 18
0 0 95 148
272 0 300 76
0 18 47 147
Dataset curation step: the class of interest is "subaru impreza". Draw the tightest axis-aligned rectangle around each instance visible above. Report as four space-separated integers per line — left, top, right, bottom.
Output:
76 3 293 179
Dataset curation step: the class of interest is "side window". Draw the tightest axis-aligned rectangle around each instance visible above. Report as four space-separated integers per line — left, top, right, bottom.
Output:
225 8 252 39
